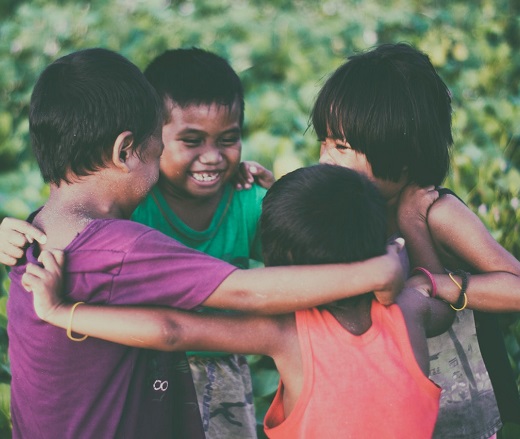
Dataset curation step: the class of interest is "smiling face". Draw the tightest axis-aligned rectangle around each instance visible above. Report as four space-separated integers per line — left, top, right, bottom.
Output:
319 137 407 203
158 101 242 202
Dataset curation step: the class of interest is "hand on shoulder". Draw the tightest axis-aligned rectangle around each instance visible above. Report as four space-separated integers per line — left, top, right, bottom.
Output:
0 217 47 266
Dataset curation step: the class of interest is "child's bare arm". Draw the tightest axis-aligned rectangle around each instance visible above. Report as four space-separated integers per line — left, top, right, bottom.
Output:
397 184 443 272
396 279 455 375
427 195 520 311
204 239 406 312
0 217 47 266
400 275 455 336
233 161 275 190
22 250 289 356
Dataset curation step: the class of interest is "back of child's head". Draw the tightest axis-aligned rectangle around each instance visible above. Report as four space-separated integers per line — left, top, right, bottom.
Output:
260 164 387 268
144 47 244 125
30 48 162 186
311 43 452 187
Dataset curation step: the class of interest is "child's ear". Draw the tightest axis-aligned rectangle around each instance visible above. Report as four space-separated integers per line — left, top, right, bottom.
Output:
112 131 135 172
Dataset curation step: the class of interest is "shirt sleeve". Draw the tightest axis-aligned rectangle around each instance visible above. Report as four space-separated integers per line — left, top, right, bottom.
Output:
110 228 237 309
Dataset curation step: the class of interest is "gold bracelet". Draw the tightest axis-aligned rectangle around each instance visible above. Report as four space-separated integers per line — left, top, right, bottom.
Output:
448 272 462 290
67 302 88 342
450 293 468 311
448 272 468 311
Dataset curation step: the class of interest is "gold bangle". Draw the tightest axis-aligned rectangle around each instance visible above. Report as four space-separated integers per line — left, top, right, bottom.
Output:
448 272 462 290
448 272 469 311
67 302 88 342
450 292 468 311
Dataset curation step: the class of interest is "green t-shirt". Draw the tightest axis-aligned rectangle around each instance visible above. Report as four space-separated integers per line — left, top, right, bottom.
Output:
131 183 265 268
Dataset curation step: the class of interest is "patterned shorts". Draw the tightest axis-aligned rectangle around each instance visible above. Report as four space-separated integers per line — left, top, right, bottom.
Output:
188 354 257 439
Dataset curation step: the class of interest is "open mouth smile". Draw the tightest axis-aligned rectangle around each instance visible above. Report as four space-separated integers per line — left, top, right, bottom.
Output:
190 171 222 183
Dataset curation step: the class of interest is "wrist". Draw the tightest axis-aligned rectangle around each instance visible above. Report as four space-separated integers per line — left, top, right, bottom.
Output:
433 274 464 304
42 302 71 328
375 254 404 305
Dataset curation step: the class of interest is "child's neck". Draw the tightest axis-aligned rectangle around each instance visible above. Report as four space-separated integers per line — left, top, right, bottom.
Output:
157 182 227 232
323 294 373 336
34 182 127 249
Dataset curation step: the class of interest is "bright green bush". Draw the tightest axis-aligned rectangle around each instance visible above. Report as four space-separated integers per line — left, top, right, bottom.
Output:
0 1 519 437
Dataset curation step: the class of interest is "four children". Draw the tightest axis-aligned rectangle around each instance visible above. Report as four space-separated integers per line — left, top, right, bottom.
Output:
4 47 404 439
1 41 519 438
23 164 455 438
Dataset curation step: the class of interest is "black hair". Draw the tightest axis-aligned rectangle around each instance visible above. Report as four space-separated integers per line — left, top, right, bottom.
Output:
30 48 163 185
144 47 244 126
311 43 452 186
260 164 387 268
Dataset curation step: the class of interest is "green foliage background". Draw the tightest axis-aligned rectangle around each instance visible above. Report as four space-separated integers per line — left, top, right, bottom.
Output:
0 0 519 437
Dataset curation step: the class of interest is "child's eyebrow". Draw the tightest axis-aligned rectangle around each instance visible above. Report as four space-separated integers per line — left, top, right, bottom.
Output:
177 128 205 135
220 127 241 135
177 127 241 136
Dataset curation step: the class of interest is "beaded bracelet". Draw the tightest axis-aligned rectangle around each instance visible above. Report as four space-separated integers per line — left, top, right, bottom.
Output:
67 302 89 342
448 270 470 311
412 267 437 298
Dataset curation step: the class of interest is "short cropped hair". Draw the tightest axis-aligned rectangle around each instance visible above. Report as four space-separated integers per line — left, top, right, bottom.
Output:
30 48 163 185
144 48 244 125
260 164 387 268
311 43 452 186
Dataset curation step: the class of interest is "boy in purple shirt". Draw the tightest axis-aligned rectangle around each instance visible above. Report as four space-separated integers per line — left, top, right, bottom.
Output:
7 48 404 439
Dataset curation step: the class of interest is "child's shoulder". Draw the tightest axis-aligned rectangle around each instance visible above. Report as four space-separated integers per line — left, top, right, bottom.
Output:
231 183 267 227
428 188 470 229
232 182 267 203
68 218 168 252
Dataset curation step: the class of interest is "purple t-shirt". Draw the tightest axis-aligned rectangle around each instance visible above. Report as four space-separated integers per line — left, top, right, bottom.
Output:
8 218 236 439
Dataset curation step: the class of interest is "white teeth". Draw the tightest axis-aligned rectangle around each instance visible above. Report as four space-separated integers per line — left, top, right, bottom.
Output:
191 172 219 182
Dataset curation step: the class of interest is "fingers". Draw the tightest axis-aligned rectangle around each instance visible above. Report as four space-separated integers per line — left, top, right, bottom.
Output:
234 161 274 190
21 263 46 292
388 237 405 253
1 217 47 245
0 218 47 266
50 249 65 267
38 250 63 275
0 247 21 266
234 162 254 190
21 272 37 292
246 161 275 189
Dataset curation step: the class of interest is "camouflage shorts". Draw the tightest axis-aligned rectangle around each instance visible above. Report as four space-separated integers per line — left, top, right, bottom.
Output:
188 354 257 439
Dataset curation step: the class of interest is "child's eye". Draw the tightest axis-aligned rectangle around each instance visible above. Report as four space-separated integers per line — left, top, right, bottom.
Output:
335 142 350 151
220 137 240 146
181 138 202 147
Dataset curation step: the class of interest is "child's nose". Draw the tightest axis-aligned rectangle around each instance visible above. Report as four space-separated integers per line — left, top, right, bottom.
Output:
199 144 222 164
319 145 332 164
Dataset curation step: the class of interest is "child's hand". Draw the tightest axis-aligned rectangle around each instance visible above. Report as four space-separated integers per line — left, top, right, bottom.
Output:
22 250 66 322
374 238 406 305
397 185 438 231
0 217 47 266
233 161 275 190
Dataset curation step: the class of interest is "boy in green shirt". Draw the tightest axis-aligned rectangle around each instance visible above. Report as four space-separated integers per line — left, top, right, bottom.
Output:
131 48 269 438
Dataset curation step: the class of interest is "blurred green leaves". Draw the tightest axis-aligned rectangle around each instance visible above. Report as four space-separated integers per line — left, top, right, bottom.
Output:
0 0 519 436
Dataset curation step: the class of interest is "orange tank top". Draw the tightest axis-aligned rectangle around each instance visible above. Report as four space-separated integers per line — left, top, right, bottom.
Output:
264 300 440 439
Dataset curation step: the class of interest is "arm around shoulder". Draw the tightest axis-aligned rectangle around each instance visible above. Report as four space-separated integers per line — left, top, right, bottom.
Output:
203 245 404 314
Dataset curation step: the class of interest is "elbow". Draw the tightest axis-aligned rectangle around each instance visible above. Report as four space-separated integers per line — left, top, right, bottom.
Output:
157 315 184 351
